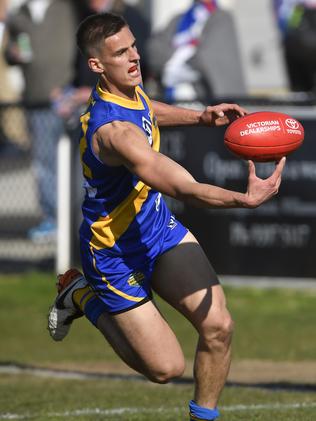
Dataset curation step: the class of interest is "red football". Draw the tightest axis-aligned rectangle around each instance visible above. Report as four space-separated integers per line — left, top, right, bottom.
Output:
224 111 304 162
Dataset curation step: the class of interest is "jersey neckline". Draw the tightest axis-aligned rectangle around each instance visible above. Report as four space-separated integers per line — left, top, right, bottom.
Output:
96 83 145 110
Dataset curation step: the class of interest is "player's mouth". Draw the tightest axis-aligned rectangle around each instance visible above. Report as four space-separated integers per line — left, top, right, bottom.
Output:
128 64 140 76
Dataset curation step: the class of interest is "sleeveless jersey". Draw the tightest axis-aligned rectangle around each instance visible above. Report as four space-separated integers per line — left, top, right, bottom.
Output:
79 83 171 259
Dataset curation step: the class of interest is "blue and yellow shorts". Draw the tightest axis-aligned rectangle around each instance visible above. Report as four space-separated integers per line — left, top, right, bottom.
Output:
80 216 188 325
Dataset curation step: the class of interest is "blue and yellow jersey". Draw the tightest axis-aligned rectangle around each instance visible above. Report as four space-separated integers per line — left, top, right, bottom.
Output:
79 83 170 258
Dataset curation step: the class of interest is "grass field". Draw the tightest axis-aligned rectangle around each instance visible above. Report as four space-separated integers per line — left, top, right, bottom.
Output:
0 272 316 420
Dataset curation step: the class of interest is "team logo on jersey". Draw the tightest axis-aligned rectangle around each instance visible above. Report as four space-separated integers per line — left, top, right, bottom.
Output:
167 215 177 230
142 116 153 145
155 193 161 211
127 271 145 287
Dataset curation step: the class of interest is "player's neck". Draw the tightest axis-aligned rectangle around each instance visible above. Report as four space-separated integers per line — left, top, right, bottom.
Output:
99 79 137 101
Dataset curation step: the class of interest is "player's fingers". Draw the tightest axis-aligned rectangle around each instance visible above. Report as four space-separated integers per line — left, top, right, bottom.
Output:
239 107 248 116
275 176 282 190
208 105 225 117
248 160 256 177
268 157 286 191
231 104 248 116
214 109 225 118
211 103 248 117
204 106 223 119
221 103 248 116
273 157 286 176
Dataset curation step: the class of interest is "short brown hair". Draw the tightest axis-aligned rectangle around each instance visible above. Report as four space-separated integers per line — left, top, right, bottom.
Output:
76 12 127 57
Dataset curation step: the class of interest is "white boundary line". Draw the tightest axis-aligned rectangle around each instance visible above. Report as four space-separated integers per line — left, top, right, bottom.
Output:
1 402 316 419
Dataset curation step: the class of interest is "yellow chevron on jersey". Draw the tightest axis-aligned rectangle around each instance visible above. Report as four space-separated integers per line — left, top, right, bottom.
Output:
90 180 150 250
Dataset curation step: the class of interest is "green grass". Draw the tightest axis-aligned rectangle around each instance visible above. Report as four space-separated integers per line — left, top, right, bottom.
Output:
0 272 316 420
1 374 316 420
228 286 316 360
1 272 316 364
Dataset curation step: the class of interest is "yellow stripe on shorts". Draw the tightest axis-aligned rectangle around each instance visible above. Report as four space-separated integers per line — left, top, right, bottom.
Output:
90 245 145 303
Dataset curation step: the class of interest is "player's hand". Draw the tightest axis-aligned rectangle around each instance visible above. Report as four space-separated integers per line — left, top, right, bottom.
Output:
199 103 248 127
245 157 286 208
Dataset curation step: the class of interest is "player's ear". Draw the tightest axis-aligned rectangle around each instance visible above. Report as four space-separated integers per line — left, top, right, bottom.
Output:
88 57 104 74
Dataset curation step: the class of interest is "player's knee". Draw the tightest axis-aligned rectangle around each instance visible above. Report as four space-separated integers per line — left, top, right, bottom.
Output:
200 312 234 348
147 357 185 384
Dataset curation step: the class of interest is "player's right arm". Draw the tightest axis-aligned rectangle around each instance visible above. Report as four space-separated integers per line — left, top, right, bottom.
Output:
152 100 247 127
93 121 285 209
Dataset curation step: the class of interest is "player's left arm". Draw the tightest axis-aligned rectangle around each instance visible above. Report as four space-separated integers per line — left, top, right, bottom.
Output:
151 100 247 128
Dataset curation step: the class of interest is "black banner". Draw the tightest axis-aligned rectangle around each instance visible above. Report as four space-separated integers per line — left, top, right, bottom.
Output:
160 114 316 277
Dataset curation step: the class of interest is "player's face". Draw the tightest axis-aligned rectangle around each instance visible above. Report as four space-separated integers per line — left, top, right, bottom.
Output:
97 26 142 97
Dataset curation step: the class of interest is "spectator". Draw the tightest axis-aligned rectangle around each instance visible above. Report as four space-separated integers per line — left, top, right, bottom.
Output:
147 0 247 102
5 0 77 242
273 0 316 93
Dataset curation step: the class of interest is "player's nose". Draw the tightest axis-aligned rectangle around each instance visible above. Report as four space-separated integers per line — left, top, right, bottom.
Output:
129 46 140 61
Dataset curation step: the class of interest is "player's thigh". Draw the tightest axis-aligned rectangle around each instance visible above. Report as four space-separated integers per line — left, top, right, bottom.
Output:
96 300 185 379
151 231 231 332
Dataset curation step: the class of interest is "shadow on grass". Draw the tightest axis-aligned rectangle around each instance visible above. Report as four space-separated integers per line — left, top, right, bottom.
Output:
1 362 316 393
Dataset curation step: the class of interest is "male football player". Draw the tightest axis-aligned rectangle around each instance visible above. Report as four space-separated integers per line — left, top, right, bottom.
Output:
48 13 285 421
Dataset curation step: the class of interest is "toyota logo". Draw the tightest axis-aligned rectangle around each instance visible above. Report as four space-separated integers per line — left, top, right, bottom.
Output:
285 118 299 129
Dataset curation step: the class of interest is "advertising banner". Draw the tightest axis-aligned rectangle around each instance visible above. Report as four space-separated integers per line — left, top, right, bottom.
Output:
160 112 316 277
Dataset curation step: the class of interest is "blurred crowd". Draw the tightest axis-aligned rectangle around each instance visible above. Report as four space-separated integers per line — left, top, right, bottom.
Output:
2 0 316 111
0 0 316 242
273 0 316 93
